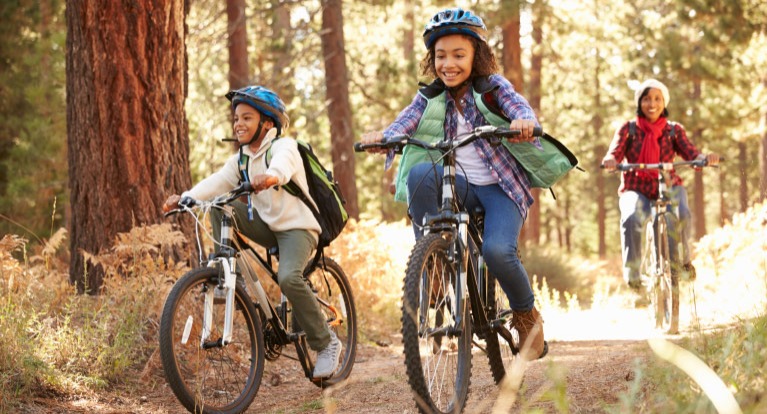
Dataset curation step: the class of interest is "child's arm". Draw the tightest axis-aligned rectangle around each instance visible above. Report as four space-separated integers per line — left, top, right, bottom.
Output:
263 138 303 186
250 174 280 192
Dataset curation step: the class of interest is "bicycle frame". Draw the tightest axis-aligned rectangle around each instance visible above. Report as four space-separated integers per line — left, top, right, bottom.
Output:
176 192 339 376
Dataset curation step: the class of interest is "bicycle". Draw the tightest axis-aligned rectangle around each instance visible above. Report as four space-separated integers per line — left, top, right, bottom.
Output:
605 159 715 334
355 125 548 414
159 182 357 414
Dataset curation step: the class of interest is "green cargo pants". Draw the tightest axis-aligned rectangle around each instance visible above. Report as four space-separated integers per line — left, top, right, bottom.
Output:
210 200 331 351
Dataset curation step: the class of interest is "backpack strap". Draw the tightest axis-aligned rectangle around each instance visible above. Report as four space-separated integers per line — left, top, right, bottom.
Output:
237 148 254 220
265 139 326 268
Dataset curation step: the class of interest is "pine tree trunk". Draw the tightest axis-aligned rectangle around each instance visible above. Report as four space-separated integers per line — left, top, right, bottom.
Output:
227 0 249 89
502 0 524 95
66 0 191 293
738 141 748 212
526 0 545 246
691 80 706 239
270 0 294 104
320 0 359 219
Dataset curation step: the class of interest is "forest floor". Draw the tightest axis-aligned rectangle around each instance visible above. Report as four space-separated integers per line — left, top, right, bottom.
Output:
16 305 671 414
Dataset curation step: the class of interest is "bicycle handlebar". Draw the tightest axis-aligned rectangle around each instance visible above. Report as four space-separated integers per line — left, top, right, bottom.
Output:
600 158 724 172
163 181 254 217
353 125 543 154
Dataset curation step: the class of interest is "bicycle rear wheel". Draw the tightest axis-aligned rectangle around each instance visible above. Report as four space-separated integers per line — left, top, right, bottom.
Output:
653 214 679 333
485 276 516 384
299 257 358 387
401 233 472 414
159 266 265 414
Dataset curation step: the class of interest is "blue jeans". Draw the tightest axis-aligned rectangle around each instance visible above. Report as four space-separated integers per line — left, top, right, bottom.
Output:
619 186 692 286
407 163 536 311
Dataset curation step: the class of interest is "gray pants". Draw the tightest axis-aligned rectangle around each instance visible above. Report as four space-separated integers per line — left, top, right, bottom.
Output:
619 186 692 286
211 200 330 351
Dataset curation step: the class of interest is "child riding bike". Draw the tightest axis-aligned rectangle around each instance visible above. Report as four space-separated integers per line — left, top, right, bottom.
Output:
360 7 546 361
162 85 342 378
602 78 720 294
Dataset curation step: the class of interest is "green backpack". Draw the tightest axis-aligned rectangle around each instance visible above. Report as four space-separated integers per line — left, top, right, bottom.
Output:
471 79 580 193
238 139 348 263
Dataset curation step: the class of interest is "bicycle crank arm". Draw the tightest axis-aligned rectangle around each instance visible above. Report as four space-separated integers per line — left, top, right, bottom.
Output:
492 320 520 354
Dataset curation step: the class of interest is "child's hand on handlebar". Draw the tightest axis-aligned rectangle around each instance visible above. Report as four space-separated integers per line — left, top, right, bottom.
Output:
705 153 720 167
251 174 280 192
360 131 388 154
509 119 538 143
163 194 181 213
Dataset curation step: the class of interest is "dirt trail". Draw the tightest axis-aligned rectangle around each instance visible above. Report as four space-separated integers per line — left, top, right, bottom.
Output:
18 308 662 414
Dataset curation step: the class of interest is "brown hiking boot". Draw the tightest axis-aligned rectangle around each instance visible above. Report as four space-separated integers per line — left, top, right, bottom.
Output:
512 306 546 361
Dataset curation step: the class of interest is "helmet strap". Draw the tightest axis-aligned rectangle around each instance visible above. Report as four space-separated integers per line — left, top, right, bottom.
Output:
241 120 265 147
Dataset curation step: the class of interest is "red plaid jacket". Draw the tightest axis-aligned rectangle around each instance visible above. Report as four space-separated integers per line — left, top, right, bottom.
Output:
606 120 701 200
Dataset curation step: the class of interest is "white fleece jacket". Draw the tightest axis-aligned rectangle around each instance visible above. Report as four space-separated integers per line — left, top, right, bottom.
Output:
183 128 321 239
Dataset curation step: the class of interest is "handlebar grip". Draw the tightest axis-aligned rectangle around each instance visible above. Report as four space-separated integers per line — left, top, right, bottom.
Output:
179 196 196 208
353 142 368 152
533 126 542 137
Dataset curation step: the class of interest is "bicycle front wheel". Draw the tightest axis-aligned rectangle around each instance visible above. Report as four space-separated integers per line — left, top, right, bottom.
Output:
401 233 472 414
653 214 679 333
159 266 265 414
300 257 358 387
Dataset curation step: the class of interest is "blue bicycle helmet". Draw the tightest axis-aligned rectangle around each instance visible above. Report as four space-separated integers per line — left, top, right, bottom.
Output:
423 8 488 49
225 85 290 134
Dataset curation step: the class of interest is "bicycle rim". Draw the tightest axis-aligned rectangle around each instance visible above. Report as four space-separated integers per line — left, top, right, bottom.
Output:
655 216 679 333
485 277 516 384
301 257 358 387
159 267 265 414
402 233 472 414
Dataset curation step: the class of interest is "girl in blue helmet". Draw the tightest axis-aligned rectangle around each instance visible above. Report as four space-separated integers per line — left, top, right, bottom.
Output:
163 85 343 378
361 8 546 361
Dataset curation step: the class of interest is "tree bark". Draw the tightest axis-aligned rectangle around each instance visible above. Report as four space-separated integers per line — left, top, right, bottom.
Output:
526 0 544 246
738 141 748 212
270 0 294 104
691 80 706 239
320 0 359 220
502 0 524 95
761 76 767 202
227 0 249 90
66 0 192 293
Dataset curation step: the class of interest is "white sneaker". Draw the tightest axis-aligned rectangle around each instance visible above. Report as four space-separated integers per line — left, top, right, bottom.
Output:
313 332 342 378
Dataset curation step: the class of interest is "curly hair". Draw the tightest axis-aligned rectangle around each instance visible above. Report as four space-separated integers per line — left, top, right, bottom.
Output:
419 35 499 80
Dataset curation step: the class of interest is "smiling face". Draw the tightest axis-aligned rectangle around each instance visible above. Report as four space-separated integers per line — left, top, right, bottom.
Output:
640 88 666 122
233 103 273 149
434 34 475 90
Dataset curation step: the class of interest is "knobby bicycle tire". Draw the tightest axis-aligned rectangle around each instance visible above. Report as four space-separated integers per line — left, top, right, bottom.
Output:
299 257 358 388
655 214 679 333
484 277 516 384
159 266 265 414
401 233 472 414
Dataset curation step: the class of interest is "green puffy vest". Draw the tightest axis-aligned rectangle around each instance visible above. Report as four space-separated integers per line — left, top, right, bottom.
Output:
393 77 578 203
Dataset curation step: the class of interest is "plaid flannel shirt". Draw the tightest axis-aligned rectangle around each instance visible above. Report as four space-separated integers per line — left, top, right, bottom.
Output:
606 120 701 200
383 74 538 218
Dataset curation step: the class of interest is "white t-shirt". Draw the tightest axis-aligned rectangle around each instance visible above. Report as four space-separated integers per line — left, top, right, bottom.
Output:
455 113 497 185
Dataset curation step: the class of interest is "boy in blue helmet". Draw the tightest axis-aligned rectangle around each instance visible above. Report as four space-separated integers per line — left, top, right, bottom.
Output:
361 8 547 361
163 85 342 378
